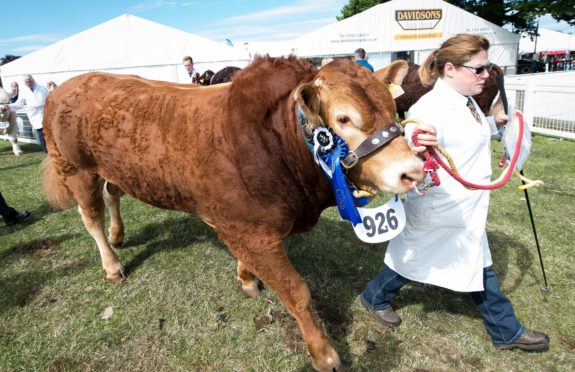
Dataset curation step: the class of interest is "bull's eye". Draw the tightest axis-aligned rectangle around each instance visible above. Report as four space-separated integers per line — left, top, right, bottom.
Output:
337 115 350 125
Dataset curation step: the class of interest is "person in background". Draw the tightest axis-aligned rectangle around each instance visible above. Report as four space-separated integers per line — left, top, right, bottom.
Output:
182 56 200 85
359 33 550 352
0 192 30 226
5 74 49 153
354 48 374 72
46 81 58 93
9 81 19 103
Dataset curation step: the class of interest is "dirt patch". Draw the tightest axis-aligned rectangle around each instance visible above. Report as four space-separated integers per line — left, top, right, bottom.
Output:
10 237 58 258
49 356 82 371
559 334 575 351
273 310 306 352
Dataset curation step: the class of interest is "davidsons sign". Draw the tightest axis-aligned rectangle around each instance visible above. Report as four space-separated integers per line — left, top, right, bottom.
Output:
395 9 443 30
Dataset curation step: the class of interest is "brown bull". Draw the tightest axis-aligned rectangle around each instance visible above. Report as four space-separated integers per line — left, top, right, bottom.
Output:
41 56 424 371
375 61 504 117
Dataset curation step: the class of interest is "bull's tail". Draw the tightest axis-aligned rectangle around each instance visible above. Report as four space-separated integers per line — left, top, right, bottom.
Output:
40 157 77 209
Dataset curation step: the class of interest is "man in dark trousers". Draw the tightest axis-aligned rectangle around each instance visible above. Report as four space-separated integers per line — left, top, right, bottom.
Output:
0 192 30 226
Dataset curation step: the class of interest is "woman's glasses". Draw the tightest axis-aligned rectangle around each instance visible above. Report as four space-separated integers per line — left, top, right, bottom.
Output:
461 63 493 75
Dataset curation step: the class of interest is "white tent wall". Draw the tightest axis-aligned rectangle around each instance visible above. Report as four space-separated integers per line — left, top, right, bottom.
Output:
254 0 519 73
519 28 575 54
0 14 251 87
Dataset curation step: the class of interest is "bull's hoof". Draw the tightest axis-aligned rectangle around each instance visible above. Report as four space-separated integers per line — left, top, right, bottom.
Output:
108 235 125 248
238 279 263 298
106 270 126 283
311 345 343 372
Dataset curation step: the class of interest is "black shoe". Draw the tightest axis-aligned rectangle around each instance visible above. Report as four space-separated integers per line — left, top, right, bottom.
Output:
359 295 402 328
5 211 30 226
496 329 550 352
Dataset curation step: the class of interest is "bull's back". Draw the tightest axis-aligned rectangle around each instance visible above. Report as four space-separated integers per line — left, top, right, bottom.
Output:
44 72 230 211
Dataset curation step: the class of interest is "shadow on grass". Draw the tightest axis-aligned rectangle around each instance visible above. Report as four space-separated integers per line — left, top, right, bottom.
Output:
119 215 224 277
0 158 43 171
488 229 545 295
0 235 90 314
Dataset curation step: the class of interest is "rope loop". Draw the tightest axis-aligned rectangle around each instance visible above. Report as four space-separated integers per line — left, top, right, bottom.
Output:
409 111 527 190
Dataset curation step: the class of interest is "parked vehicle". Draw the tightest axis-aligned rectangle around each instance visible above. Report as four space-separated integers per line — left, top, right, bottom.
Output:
517 59 546 74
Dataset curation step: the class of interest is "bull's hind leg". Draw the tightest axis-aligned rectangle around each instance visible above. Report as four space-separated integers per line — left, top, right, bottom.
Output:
67 172 125 282
103 181 125 248
225 236 342 372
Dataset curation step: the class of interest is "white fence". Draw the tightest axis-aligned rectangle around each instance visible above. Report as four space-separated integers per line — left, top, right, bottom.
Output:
0 113 39 144
504 70 575 140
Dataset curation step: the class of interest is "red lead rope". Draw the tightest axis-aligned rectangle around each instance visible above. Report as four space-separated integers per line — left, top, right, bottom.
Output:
411 111 524 190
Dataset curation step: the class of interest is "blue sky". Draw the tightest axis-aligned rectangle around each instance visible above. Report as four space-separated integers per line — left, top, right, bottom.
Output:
0 0 347 56
1 0 573 57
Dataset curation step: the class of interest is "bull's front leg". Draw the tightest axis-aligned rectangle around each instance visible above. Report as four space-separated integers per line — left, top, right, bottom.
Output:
223 234 343 372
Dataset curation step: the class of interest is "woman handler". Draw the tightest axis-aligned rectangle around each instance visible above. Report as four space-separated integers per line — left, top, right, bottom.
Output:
360 34 549 352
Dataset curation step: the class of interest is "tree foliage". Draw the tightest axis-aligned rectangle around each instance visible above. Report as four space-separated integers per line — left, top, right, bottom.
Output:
337 0 575 37
0 54 20 66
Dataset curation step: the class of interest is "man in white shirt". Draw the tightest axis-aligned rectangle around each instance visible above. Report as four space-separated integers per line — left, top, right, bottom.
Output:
7 74 49 153
182 55 200 85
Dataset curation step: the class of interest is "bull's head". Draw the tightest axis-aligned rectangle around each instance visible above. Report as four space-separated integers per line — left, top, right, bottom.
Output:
294 59 424 196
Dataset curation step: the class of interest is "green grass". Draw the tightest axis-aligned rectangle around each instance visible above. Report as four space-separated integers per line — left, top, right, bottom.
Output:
1 137 574 371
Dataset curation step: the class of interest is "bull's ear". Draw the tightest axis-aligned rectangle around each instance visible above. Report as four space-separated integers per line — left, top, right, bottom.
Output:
375 60 408 99
293 81 323 129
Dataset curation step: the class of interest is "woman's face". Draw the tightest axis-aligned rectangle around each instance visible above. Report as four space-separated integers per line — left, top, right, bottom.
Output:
445 49 490 96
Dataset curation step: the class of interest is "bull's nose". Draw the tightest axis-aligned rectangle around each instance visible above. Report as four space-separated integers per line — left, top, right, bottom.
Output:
400 161 425 186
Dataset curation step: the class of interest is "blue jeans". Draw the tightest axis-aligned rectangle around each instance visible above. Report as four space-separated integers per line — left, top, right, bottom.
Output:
36 128 47 153
361 265 524 345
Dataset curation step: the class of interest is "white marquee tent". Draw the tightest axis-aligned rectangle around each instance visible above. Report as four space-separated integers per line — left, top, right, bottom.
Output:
519 28 575 54
249 0 520 72
0 14 251 87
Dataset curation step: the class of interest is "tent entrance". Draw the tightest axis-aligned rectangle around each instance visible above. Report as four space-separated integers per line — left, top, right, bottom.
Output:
392 51 413 63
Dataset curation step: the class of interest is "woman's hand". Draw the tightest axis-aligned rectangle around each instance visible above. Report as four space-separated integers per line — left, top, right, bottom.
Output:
412 123 437 153
493 111 509 126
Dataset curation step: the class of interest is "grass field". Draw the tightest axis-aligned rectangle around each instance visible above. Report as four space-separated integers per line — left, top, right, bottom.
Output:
1 136 574 371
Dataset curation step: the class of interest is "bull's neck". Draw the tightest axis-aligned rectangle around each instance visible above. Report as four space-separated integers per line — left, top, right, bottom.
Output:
283 99 335 209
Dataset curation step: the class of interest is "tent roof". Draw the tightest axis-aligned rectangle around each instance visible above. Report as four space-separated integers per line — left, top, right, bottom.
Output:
254 0 518 58
519 28 575 54
1 14 249 78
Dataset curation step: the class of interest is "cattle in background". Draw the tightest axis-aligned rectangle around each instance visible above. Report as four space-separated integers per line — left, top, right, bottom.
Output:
375 61 504 118
0 89 23 156
41 56 423 371
197 70 214 86
210 66 241 85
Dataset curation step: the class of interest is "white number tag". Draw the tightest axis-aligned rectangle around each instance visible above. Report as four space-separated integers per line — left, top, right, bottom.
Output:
352 196 406 243
0 121 10 129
